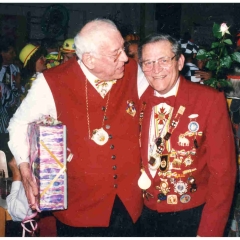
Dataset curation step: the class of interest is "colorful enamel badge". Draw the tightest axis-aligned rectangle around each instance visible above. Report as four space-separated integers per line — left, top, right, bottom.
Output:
174 180 188 195
126 100 136 117
167 195 178 204
180 194 191 203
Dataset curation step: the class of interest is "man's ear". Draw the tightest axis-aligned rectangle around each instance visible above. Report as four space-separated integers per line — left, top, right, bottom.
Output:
82 53 95 69
178 54 185 71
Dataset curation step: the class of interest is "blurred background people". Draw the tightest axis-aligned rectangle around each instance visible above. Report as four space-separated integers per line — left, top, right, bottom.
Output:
60 38 77 64
19 43 47 98
0 37 21 168
195 55 212 82
124 33 140 62
180 41 201 82
124 40 139 62
41 38 61 69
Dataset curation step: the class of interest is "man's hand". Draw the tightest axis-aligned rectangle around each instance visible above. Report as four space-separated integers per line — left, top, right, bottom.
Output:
8 157 21 181
194 70 212 81
19 162 39 210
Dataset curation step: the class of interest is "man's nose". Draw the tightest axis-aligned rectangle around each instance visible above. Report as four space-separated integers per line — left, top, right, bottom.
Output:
119 50 128 62
152 62 163 73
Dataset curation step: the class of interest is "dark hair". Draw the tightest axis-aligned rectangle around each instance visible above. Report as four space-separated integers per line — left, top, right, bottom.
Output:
0 37 15 66
124 40 139 58
182 32 191 43
0 37 15 52
21 46 47 86
138 33 182 63
183 52 194 61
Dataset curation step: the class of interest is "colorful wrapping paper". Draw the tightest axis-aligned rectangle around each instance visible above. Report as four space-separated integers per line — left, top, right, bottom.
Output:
28 122 67 211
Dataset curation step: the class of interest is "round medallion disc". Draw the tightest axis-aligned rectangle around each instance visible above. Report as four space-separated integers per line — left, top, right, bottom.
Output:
188 121 199 132
91 128 109 145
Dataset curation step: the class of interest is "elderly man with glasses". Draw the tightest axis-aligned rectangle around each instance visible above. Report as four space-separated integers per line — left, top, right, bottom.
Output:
7 18 143 237
137 33 237 237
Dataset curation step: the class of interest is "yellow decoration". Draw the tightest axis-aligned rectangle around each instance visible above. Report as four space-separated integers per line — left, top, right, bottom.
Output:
19 44 39 67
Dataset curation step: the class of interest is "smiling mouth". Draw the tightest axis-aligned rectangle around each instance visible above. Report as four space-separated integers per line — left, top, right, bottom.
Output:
154 75 166 79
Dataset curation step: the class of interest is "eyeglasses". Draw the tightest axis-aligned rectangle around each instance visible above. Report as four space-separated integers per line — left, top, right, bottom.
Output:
141 55 176 71
96 47 126 63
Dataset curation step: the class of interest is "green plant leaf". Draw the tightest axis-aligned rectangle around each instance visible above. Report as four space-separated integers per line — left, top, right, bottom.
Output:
224 39 232 45
211 42 219 48
220 55 232 68
231 52 240 63
213 22 222 39
218 79 233 88
206 60 217 71
208 50 217 58
196 49 207 60
222 47 228 57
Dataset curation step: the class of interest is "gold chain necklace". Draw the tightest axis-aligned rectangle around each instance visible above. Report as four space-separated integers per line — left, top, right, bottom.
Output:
85 78 111 145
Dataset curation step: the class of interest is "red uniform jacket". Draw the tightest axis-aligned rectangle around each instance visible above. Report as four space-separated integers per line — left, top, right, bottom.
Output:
43 58 143 227
139 76 237 236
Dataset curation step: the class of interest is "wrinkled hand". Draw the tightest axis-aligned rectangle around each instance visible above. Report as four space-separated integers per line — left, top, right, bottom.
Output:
8 157 21 181
194 70 212 81
19 162 39 211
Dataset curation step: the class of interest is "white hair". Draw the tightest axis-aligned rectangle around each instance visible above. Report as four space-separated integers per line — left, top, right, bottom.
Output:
74 18 118 60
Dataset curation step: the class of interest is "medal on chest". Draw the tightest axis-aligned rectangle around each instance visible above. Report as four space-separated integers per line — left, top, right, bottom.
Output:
91 128 109 145
188 114 199 133
85 78 112 146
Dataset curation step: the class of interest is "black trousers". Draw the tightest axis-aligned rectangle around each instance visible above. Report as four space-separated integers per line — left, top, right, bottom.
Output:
56 195 141 237
138 204 204 237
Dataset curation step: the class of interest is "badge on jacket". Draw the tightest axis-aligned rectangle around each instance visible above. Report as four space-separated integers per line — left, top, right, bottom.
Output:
126 100 136 117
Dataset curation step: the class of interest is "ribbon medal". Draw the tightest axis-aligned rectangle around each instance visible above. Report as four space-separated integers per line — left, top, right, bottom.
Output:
188 114 199 133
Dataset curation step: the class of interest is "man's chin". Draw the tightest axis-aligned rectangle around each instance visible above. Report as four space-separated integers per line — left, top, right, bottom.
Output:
114 71 125 80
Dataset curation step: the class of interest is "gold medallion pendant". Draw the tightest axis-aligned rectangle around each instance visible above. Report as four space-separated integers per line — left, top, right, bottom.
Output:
91 128 109 145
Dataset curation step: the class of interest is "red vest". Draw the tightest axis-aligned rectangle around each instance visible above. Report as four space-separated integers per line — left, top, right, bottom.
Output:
43 58 143 227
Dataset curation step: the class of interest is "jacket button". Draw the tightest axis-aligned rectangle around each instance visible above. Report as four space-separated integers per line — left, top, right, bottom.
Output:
114 184 118 188
110 144 114 149
102 106 106 111
109 134 113 139
111 155 116 159
112 165 117 170
104 116 108 120
113 174 117 179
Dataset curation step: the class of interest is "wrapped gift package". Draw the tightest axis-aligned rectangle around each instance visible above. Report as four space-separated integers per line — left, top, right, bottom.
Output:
28 122 67 211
